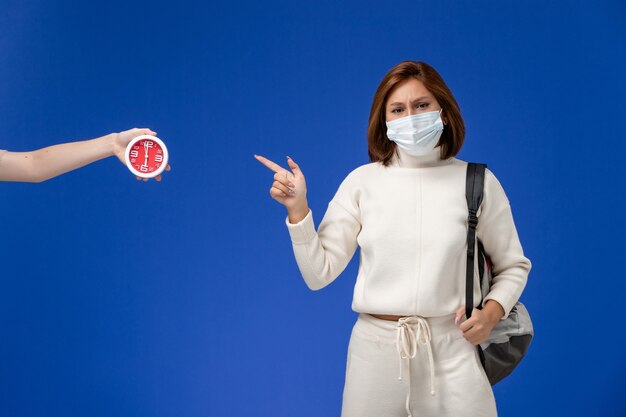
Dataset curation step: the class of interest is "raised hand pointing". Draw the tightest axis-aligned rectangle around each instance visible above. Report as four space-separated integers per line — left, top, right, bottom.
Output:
254 154 310 223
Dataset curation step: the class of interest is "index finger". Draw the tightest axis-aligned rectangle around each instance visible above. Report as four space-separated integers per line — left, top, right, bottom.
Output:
254 154 286 174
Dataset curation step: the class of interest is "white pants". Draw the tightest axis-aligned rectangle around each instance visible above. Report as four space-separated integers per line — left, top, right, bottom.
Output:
341 313 498 417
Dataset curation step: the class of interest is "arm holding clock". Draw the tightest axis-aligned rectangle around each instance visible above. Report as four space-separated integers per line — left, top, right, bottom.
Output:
0 127 170 183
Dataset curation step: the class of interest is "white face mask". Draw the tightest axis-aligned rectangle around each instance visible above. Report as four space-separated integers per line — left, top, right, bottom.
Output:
386 110 444 156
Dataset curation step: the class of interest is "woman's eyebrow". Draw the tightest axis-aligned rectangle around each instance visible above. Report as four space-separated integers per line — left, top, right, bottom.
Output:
387 97 431 107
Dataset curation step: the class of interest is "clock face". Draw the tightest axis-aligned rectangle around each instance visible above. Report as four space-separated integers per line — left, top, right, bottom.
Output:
124 135 169 178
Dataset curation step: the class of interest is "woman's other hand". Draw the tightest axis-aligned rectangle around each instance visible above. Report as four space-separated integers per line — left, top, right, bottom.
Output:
254 154 309 223
455 300 505 345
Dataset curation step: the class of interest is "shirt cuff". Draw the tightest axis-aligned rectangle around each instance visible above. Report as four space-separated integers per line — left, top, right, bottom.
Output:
285 209 316 244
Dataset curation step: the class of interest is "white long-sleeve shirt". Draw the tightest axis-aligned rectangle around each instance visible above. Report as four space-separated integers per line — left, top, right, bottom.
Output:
285 145 531 319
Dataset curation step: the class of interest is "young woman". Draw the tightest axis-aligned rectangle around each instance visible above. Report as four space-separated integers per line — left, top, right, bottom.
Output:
255 61 531 417
0 127 170 182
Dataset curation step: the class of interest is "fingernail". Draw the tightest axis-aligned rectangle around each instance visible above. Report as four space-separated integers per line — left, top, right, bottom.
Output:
288 182 295 188
286 155 292 160
288 189 295 195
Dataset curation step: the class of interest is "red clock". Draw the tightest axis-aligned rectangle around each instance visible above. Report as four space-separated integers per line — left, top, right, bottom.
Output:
124 135 169 178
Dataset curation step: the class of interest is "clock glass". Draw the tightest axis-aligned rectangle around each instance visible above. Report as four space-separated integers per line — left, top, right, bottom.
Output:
125 135 168 178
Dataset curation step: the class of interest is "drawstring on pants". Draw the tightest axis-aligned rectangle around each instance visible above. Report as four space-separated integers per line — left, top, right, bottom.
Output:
396 316 436 417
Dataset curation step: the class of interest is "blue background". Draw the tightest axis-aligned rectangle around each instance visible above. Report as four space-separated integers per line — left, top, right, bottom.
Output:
1 0 625 416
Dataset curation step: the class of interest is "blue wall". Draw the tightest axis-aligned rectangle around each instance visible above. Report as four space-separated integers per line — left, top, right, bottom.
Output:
1 1 624 416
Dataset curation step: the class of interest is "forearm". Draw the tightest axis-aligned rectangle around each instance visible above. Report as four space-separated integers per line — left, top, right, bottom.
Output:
1 134 116 182
30 134 118 182
286 202 360 291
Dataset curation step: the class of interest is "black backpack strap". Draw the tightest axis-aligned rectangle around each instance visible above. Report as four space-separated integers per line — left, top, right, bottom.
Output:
465 162 487 320
477 239 487 301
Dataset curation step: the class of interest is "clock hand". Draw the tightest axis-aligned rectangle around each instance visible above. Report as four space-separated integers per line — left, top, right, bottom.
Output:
144 142 150 166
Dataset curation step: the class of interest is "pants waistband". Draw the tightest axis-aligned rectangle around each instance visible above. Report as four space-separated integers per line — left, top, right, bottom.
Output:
356 313 460 343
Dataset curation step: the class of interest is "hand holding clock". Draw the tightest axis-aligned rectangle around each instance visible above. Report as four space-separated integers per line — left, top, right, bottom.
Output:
0 127 170 183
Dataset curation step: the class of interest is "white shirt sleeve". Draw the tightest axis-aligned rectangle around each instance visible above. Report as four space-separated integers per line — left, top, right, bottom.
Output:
284 174 361 290
477 168 532 318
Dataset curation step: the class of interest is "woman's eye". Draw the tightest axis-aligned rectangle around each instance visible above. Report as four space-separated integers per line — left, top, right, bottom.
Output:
417 103 429 109
391 108 403 114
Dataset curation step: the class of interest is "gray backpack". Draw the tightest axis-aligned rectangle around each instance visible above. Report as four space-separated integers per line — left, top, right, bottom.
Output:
465 163 533 385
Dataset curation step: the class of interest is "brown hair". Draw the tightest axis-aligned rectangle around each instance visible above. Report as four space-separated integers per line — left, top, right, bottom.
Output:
367 61 465 165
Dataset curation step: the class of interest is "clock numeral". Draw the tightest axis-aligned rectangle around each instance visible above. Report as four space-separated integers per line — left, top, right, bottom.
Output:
130 158 136 163
140 165 149 172
143 141 154 149
157 149 163 154
154 155 163 163
133 145 140 150
130 150 139 158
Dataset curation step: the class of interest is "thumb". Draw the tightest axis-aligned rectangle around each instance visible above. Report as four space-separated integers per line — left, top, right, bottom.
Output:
455 305 466 326
286 156 301 175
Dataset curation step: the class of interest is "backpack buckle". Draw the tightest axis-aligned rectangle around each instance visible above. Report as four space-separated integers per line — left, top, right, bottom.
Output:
468 212 478 229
